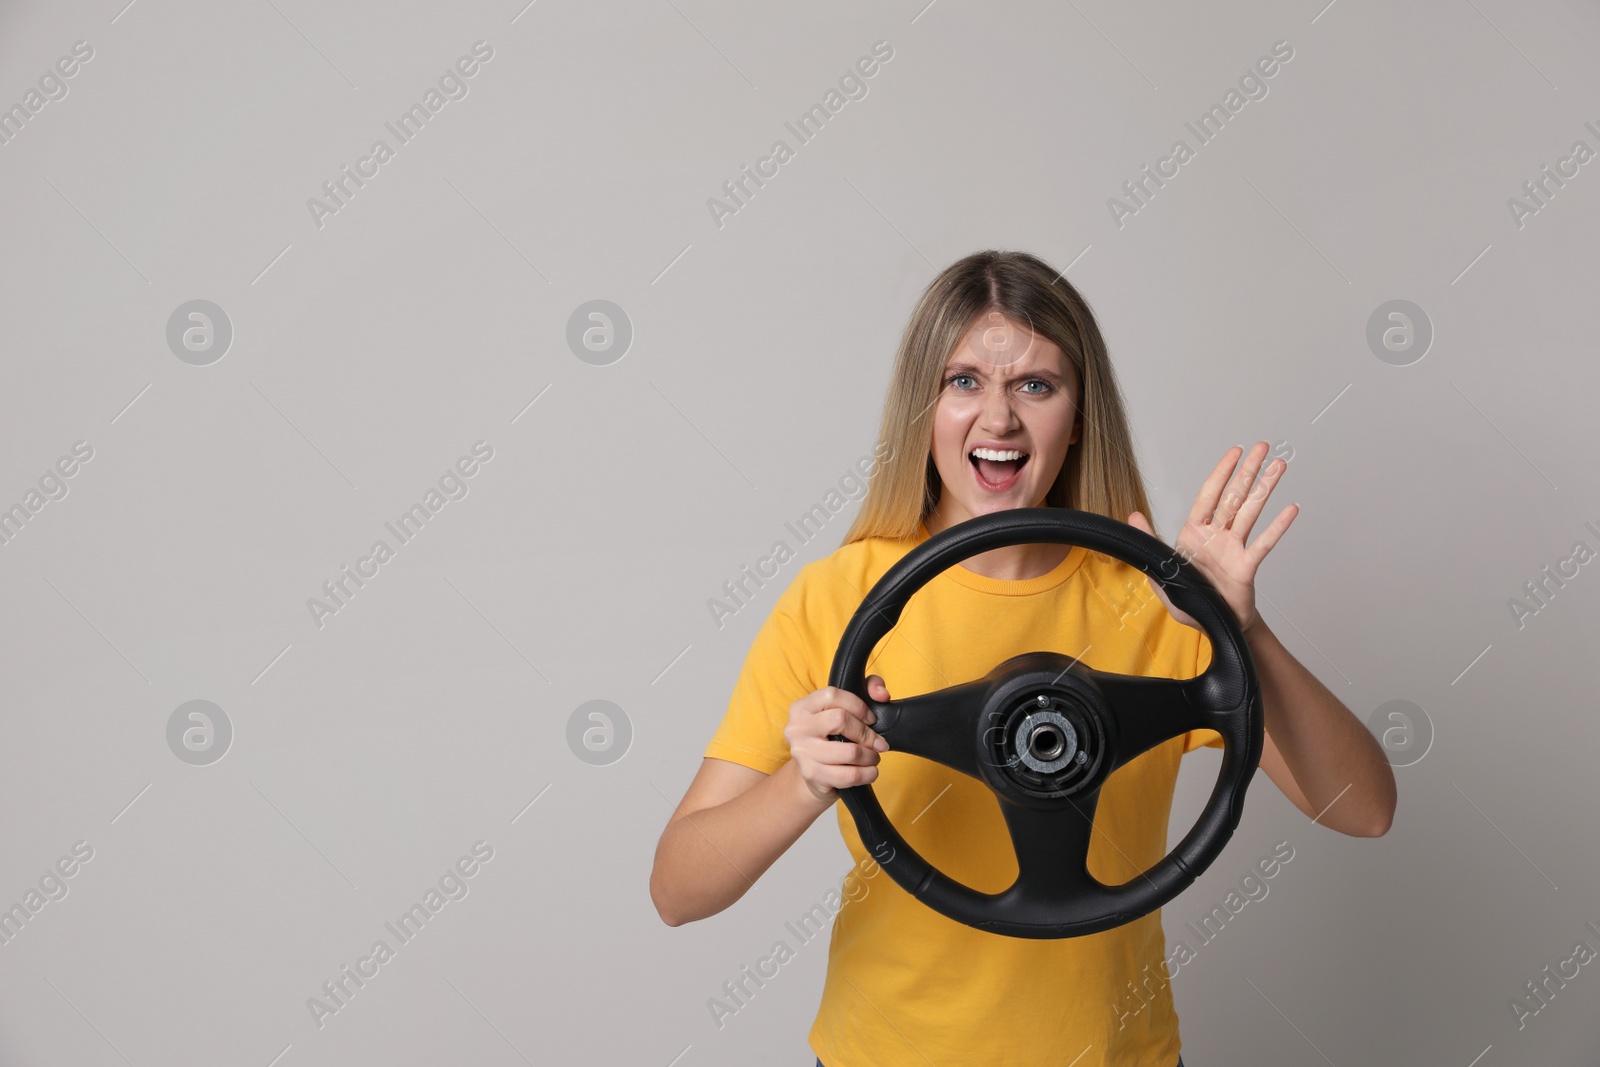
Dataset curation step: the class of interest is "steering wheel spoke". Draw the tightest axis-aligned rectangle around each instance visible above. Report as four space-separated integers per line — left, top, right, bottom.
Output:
874 678 991 778
1086 669 1215 772
999 789 1102 897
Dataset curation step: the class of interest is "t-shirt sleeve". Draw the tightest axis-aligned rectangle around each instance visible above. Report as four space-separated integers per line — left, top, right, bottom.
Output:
1180 627 1226 753
703 600 819 775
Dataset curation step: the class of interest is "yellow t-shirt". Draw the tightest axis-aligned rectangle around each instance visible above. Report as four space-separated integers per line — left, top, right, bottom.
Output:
704 521 1223 1067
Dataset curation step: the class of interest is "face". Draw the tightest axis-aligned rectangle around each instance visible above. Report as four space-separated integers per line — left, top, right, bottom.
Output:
926 311 1080 528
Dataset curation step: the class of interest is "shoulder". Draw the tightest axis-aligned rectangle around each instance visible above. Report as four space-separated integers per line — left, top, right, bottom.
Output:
775 534 914 628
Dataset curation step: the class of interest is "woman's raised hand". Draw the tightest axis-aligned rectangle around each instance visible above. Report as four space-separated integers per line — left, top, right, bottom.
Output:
784 676 893 802
1127 441 1298 635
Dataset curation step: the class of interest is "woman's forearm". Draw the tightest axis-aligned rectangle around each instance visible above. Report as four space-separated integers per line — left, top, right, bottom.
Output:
651 759 835 926
1247 619 1397 836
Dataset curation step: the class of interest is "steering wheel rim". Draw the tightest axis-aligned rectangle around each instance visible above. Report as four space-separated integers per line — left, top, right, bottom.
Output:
827 507 1263 939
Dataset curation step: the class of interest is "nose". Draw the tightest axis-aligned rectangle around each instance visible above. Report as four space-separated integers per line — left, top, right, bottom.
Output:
979 379 1020 432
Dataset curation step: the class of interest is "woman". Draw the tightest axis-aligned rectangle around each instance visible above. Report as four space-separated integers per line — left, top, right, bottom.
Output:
650 250 1396 1066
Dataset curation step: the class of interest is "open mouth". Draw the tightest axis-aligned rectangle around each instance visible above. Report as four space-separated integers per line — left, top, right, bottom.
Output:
969 447 1029 491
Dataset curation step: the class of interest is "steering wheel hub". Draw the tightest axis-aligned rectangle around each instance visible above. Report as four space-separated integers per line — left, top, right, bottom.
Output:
1017 708 1076 769
986 684 1102 798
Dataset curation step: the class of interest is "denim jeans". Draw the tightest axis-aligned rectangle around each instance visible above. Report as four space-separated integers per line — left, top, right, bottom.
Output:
815 1058 1185 1066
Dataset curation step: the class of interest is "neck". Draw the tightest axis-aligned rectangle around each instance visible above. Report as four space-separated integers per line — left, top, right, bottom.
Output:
923 503 1071 582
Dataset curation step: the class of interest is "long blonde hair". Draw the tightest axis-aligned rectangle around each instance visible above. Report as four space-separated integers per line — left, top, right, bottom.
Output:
841 250 1160 554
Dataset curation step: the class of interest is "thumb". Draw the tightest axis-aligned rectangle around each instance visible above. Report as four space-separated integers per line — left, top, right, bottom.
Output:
1127 510 1150 534
866 674 890 699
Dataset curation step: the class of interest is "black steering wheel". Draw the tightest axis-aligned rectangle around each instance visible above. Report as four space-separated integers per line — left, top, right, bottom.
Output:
826 507 1263 939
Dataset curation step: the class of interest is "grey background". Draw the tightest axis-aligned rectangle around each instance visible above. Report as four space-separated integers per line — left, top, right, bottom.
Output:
2 0 1597 1064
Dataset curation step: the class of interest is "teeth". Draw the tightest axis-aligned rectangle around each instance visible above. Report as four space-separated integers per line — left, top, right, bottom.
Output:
970 448 1025 461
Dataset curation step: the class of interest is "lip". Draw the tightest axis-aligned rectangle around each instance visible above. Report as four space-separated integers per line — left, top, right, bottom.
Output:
969 450 1029 492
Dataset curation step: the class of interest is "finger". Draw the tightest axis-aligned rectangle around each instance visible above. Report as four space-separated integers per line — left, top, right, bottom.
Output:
821 763 880 790
817 706 887 750
804 734 882 766
1214 442 1267 533
1128 512 1185 580
1187 446 1247 529
1244 503 1299 568
866 674 891 700
1232 453 1286 543
1143 572 1177 612
818 686 877 726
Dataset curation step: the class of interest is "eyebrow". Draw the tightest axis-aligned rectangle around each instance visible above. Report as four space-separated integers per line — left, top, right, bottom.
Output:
944 360 1070 386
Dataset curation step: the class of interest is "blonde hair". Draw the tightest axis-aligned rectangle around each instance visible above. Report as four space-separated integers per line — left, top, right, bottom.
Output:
841 250 1161 555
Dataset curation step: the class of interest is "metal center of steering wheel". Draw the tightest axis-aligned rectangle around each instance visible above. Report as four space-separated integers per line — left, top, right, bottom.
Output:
988 687 1102 797
825 507 1264 940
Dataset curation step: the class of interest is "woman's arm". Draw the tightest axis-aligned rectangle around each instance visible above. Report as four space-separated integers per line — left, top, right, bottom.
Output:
650 757 834 926
651 678 891 926
1128 442 1397 838
1246 619 1397 837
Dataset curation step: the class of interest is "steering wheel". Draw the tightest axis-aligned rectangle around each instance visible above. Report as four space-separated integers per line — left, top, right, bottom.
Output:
826 507 1263 939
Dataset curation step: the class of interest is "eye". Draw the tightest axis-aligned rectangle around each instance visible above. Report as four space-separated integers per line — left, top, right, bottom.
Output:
1021 379 1052 395
945 373 977 390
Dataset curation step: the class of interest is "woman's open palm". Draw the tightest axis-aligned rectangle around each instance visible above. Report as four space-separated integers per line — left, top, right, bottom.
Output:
1126 441 1298 635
